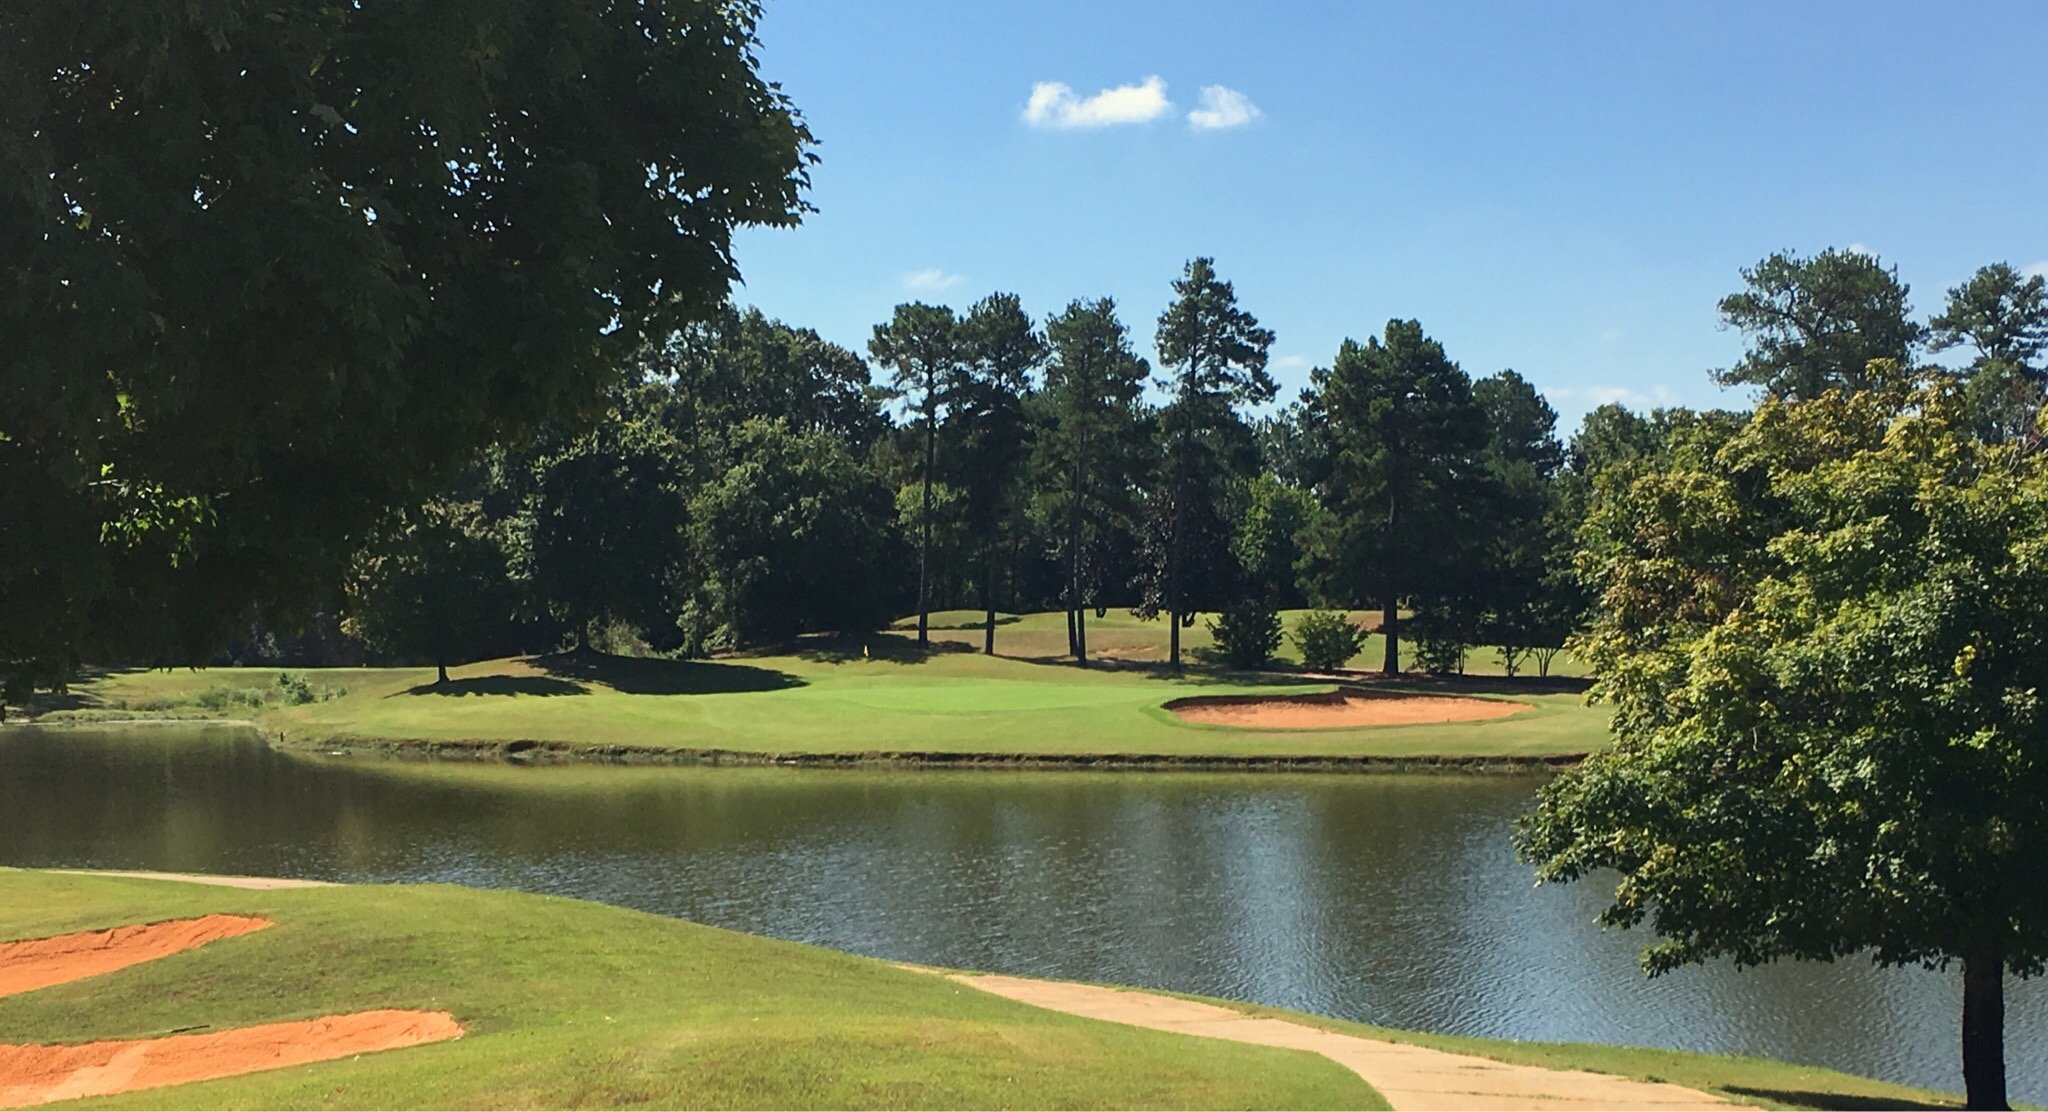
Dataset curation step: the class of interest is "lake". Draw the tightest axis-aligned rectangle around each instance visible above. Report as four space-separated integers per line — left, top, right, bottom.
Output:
1 724 2039 1101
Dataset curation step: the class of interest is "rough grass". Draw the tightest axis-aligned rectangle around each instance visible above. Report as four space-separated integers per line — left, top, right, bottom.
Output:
0 870 1379 1109
0 871 1962 1110
49 644 1607 761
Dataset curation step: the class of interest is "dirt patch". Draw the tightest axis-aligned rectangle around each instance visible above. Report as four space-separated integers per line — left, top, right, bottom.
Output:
1166 689 1529 730
0 1010 462 1108
0 916 272 1000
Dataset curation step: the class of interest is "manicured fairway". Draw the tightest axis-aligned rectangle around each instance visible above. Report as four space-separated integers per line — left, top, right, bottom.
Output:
0 871 1964 1109
47 647 1607 761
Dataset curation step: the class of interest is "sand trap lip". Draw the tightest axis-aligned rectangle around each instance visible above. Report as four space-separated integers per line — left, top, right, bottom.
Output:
0 916 272 1000
0 1009 462 1108
1165 688 1530 730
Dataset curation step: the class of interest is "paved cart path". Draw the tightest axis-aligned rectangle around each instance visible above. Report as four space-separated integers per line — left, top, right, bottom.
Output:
938 970 1755 1111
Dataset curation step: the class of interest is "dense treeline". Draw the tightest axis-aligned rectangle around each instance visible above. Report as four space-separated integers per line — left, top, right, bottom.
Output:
264 248 2048 683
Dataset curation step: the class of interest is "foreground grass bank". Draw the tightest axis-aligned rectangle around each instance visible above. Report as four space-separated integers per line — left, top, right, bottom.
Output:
0 871 1962 1109
35 645 1607 764
0 870 1373 1109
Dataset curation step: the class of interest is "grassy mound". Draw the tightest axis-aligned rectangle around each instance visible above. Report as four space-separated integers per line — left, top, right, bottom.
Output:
0 870 1375 1109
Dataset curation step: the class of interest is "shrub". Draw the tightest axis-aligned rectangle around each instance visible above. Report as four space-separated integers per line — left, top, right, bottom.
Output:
1292 610 1368 671
1207 603 1283 670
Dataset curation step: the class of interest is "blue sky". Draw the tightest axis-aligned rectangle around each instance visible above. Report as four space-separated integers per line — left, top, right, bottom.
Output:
727 1 2048 428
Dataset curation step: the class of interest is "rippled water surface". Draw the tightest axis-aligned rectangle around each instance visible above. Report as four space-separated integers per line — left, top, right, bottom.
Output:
2 724 2040 1101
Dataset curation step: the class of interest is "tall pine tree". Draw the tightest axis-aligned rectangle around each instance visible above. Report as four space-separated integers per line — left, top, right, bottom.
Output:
1149 258 1275 667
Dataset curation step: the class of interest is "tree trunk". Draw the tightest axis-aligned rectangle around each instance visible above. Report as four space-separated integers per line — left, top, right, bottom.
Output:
1068 449 1086 663
1963 950 2009 1110
1381 498 1400 675
917 398 935 649
1166 503 1182 668
436 660 450 686
982 544 998 655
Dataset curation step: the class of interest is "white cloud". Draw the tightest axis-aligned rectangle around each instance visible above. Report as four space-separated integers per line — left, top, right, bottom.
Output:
1270 354 1311 372
1187 85 1261 130
2023 261 2048 279
1023 76 1172 129
902 268 965 294
1843 242 1877 257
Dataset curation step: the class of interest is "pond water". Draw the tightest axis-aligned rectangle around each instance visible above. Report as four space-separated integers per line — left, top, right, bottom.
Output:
1 724 2040 1101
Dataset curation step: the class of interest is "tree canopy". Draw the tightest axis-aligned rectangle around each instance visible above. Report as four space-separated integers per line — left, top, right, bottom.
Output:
1146 257 1275 665
0 0 813 692
1518 373 2048 1109
1714 248 1923 399
1307 320 1489 673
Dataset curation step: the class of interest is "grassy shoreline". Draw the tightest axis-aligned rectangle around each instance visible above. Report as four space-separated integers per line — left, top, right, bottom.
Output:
0 870 1963 1110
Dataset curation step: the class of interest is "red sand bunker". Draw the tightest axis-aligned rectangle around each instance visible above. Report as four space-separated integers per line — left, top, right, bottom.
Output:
1167 688 1530 729
0 915 272 1000
0 1010 463 1108
0 912 463 1105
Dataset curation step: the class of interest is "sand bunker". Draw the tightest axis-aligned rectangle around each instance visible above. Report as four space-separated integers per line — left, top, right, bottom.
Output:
0 915 272 1000
1167 689 1529 729
0 1010 462 1108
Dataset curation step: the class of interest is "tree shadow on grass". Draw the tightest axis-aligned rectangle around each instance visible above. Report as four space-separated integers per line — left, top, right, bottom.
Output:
1102 660 1332 688
398 675 589 698
789 631 974 665
534 651 803 695
1721 1088 1954 1111
1356 672 1592 697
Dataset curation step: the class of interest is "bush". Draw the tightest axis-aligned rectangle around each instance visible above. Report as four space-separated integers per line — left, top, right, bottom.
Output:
1207 603 1283 670
1292 610 1368 671
1412 636 1467 675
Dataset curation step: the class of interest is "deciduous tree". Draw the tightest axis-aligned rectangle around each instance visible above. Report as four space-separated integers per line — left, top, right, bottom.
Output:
0 0 812 697
343 502 514 684
1518 371 2048 1110
687 419 893 649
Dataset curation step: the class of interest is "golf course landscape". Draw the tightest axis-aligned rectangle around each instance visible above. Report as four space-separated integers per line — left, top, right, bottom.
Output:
11 3 2047 1107
0 869 1968 1110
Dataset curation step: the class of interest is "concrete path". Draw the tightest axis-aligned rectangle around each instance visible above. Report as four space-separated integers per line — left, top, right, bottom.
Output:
45 870 336 890
942 971 1752 1111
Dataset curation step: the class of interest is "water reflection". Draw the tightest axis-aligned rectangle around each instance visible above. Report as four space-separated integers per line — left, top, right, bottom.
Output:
0 725 2036 1101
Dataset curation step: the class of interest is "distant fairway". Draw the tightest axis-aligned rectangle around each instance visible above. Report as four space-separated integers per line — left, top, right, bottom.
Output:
46 639 1607 763
900 608 1590 677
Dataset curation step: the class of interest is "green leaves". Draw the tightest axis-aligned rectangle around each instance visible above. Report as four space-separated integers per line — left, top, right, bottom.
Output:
3 0 812 690
1522 376 2048 995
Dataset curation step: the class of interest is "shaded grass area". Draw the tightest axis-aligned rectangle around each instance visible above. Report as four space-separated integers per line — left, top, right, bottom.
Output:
0 870 1379 1110
913 607 1592 678
46 643 1609 760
